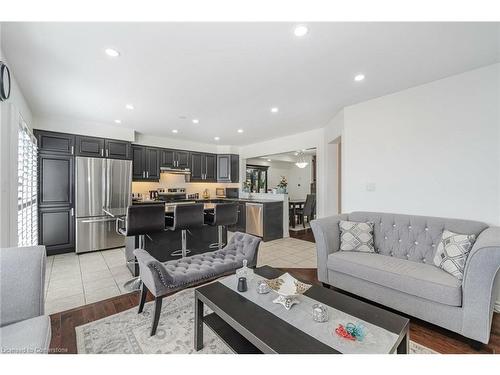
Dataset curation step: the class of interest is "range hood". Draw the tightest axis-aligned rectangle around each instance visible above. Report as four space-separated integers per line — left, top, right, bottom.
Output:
160 167 191 175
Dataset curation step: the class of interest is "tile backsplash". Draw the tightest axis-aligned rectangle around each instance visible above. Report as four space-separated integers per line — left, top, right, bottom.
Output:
132 173 240 198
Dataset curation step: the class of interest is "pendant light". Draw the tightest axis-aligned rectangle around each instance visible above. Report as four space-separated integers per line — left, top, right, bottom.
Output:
295 151 308 168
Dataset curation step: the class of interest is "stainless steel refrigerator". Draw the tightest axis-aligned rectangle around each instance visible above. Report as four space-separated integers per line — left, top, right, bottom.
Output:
75 157 132 253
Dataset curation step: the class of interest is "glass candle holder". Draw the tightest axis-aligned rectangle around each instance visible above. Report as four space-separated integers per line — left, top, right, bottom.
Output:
256 280 271 294
312 303 329 323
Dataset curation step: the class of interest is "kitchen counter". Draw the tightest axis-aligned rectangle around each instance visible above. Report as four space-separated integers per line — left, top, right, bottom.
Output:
103 204 216 218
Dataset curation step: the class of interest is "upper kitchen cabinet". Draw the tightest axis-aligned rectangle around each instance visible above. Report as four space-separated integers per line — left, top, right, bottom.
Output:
35 130 75 155
75 135 105 157
205 154 217 181
105 139 131 160
190 152 217 182
132 145 160 181
75 136 131 159
160 149 190 169
217 154 239 183
38 153 74 207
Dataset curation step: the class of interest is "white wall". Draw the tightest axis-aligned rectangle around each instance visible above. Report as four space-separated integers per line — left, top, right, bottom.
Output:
34 116 135 141
0 35 34 246
341 64 500 225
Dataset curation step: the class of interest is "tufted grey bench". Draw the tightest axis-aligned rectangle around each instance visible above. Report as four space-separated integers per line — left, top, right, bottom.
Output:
134 231 261 336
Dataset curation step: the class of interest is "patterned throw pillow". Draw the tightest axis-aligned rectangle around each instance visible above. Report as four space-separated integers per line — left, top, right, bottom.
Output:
433 229 476 280
339 220 375 252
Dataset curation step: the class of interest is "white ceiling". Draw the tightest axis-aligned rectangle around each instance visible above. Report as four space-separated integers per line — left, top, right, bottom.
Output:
2 22 499 146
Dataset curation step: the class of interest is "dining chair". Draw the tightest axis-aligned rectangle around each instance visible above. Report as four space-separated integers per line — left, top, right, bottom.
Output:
296 194 316 228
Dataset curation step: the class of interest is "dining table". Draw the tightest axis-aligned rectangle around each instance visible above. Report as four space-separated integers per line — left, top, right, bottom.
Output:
288 199 306 228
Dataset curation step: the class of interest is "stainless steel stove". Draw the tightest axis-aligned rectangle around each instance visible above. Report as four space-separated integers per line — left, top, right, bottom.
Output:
157 187 188 203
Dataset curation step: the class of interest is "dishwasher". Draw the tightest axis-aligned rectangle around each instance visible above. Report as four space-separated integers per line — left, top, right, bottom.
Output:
245 203 264 237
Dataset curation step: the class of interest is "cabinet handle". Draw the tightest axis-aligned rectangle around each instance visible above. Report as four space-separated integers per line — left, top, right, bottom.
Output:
106 149 109 157
71 146 74 155
70 208 74 217
146 171 149 178
143 171 145 178
101 149 104 157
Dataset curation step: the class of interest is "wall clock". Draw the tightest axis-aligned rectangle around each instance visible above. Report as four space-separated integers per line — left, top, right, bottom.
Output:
0 62 11 101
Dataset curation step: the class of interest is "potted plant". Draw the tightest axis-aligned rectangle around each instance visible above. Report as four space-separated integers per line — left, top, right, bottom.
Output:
242 180 250 193
277 176 288 194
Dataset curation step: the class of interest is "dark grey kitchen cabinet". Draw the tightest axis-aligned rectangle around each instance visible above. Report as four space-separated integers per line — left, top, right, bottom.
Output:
205 154 217 181
75 135 105 157
132 145 160 181
105 139 131 159
132 145 145 180
228 202 246 232
35 130 75 155
145 147 160 180
160 149 190 169
39 206 75 255
217 154 239 183
190 152 203 180
38 153 74 208
190 152 217 182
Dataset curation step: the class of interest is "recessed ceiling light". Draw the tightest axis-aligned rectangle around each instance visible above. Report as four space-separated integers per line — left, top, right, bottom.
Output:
172 129 178 134
271 107 279 113
114 119 121 124
104 48 120 57
293 25 308 37
214 136 220 141
125 104 134 110
354 74 365 82
192 119 199 124
237 129 244 133
267 159 271 162
294 152 299 156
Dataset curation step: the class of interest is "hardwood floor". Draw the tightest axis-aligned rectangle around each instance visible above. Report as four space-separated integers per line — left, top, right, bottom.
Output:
49 228 499 354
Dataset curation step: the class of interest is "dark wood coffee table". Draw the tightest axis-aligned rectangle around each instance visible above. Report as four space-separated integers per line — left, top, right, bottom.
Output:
194 266 410 354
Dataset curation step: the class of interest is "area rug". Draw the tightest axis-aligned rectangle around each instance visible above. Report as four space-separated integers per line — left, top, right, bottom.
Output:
75 287 437 354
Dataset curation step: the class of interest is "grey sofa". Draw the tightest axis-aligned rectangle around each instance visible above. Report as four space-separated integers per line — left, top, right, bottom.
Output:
311 212 500 344
0 246 51 354
134 231 261 335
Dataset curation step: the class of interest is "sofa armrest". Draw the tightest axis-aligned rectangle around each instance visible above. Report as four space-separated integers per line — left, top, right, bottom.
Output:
461 227 500 343
310 214 348 283
0 246 46 327
134 249 174 297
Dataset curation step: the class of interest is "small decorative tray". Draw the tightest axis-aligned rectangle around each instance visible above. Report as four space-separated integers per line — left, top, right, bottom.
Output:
265 273 312 309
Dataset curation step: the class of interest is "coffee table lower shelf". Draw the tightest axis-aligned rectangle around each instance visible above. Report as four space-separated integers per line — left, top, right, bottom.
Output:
203 313 262 354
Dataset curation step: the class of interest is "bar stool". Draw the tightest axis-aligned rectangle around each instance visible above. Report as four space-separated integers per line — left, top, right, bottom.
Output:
116 203 166 291
166 203 205 257
205 203 239 249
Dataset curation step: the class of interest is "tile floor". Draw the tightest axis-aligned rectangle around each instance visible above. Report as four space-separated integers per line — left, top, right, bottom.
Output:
44 236 317 314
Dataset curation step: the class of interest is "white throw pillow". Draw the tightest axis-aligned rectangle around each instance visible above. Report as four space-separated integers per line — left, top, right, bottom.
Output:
433 229 476 280
339 220 375 252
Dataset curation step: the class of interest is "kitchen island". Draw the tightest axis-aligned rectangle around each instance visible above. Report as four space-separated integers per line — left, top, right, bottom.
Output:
104 204 227 276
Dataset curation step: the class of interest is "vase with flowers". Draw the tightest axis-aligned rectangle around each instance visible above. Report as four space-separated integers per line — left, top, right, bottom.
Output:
277 176 288 194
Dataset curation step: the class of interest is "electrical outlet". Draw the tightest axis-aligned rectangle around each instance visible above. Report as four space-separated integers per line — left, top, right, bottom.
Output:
366 182 376 192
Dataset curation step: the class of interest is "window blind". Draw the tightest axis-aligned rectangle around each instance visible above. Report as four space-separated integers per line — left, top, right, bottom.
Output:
17 119 38 247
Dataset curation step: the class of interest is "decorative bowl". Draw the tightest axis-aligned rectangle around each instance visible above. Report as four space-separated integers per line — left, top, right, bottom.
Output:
265 273 311 298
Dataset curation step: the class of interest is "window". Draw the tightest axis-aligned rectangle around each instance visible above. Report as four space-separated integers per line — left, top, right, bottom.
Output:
17 119 38 247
